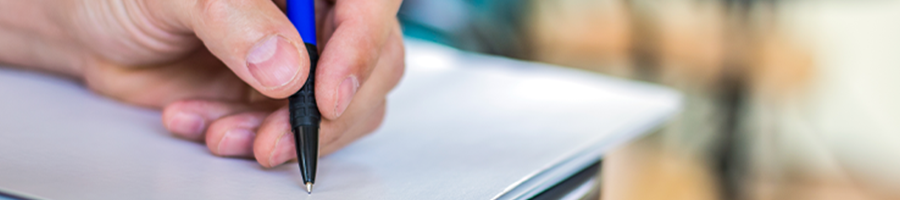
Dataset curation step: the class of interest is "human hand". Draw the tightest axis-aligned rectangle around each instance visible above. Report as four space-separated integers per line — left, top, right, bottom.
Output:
1 0 404 167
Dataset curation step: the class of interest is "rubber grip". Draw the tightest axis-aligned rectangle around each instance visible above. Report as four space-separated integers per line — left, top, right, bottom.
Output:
289 43 321 127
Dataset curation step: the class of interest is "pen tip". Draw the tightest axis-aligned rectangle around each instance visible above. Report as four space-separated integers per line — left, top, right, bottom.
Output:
305 182 313 193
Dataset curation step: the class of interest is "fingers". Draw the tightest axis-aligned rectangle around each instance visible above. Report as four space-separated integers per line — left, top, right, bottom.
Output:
205 112 269 157
253 102 387 168
253 106 295 168
317 28 404 145
163 97 281 140
315 0 403 119
150 0 309 99
320 101 386 155
252 25 403 167
147 0 405 168
162 100 255 141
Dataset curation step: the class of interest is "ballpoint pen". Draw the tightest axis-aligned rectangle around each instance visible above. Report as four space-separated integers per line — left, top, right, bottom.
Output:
286 0 320 194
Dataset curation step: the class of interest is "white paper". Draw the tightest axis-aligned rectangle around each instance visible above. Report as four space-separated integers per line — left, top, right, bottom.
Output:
0 40 680 200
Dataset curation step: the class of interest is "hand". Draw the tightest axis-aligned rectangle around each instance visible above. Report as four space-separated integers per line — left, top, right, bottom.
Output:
0 0 404 167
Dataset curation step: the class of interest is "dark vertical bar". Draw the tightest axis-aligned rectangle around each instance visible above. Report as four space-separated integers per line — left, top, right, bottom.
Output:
289 43 321 185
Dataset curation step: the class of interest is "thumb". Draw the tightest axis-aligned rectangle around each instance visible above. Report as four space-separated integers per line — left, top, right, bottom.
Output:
149 0 310 99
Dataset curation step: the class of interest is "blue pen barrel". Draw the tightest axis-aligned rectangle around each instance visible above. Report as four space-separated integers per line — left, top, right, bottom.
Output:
287 0 317 45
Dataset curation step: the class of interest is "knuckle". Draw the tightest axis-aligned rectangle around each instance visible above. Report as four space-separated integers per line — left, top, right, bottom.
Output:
195 0 233 24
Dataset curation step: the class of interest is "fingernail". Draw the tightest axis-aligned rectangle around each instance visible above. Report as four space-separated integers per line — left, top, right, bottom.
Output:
334 75 360 117
268 131 296 167
217 128 255 157
169 112 205 139
247 35 301 89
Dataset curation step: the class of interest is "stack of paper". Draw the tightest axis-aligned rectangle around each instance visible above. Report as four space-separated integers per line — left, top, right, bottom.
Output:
0 40 680 200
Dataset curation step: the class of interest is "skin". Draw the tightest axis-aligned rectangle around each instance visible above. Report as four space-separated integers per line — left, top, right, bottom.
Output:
0 0 405 168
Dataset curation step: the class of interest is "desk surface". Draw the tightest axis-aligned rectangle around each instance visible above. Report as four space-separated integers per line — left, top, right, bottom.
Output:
0 40 680 200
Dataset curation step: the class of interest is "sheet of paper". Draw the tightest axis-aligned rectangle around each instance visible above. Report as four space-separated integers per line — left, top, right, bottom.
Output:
0 40 680 200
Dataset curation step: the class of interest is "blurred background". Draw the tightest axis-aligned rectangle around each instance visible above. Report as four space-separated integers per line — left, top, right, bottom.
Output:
398 0 900 200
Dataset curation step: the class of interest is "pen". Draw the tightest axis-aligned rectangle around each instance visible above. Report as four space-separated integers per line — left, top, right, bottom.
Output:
286 0 320 194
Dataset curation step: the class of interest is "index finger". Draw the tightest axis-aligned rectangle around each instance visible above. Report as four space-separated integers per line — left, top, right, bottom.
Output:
314 0 403 119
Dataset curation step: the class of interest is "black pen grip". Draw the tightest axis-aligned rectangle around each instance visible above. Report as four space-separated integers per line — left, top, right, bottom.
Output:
289 43 321 127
